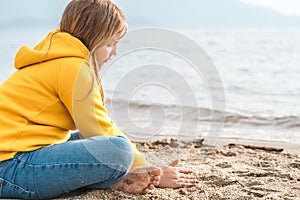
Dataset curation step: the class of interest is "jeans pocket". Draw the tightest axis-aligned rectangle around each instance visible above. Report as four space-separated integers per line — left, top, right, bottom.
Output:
0 178 38 199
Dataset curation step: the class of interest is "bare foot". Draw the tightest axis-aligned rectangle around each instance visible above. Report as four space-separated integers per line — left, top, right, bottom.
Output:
158 160 197 188
110 166 161 194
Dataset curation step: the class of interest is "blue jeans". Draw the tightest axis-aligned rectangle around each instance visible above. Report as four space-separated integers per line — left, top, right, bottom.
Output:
0 132 134 199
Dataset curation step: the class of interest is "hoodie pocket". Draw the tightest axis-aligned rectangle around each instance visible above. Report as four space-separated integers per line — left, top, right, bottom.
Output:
0 178 38 199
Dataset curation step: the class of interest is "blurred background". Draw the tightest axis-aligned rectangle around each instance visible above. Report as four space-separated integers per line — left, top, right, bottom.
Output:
1 0 299 28
1 0 299 146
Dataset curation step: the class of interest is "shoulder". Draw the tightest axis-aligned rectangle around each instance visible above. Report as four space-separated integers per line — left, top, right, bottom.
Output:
59 57 94 91
59 57 91 78
60 57 88 69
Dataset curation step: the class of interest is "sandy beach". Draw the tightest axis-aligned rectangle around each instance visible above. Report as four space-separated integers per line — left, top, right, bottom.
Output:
57 138 300 200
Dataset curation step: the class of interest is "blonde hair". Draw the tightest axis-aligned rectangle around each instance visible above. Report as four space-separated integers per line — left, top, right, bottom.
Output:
60 0 127 51
59 0 127 98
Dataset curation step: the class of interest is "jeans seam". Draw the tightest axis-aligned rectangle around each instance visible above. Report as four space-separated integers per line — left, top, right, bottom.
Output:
14 155 127 171
17 161 126 170
0 178 38 199
13 158 128 182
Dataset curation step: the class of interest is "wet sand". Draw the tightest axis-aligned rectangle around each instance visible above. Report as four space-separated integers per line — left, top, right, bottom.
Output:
57 139 300 200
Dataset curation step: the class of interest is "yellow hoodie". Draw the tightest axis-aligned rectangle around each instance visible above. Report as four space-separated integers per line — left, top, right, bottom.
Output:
0 30 149 169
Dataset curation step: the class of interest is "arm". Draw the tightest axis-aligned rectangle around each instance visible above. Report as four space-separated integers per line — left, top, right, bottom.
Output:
59 60 150 170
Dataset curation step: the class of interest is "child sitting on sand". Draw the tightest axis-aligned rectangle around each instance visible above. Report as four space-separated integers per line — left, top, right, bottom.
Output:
0 0 195 199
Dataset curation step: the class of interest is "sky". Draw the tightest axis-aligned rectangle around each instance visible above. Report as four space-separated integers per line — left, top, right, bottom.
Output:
240 0 300 16
0 0 299 29
48 0 300 17
1 0 300 18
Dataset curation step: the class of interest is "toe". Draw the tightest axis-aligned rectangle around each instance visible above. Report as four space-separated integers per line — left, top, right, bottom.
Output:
142 184 155 194
142 188 150 194
152 180 160 186
151 174 160 186
148 166 162 176
148 184 155 190
153 175 160 181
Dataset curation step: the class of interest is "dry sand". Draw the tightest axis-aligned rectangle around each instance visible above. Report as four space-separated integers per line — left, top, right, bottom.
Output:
57 139 300 200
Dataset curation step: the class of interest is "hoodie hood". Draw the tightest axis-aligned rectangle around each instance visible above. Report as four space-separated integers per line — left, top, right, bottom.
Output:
14 30 90 69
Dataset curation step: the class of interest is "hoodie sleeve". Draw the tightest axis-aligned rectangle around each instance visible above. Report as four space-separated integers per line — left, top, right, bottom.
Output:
59 59 151 170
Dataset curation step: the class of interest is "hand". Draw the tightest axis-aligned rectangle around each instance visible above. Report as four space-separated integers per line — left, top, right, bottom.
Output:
158 159 196 188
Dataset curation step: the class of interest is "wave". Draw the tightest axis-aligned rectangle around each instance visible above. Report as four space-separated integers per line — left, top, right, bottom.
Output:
225 85 300 97
106 99 300 130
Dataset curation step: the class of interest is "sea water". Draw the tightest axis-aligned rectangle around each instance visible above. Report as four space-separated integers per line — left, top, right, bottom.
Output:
1 27 299 144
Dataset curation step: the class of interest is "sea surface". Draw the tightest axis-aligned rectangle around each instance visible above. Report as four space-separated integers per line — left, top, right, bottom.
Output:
1 27 299 144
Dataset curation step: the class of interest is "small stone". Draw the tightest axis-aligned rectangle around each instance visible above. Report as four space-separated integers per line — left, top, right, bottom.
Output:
179 188 187 195
193 138 204 147
289 162 300 169
216 162 232 168
220 151 237 157
169 138 179 148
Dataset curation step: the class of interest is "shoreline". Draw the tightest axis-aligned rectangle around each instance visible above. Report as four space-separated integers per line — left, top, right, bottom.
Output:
132 136 300 156
213 137 300 156
58 137 300 199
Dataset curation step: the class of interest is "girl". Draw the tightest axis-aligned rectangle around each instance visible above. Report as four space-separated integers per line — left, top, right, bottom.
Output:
0 0 195 199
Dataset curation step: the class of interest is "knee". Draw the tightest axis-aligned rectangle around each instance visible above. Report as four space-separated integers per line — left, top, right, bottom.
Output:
109 136 134 171
83 136 134 172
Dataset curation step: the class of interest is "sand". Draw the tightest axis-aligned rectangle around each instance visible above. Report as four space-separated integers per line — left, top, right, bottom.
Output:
57 139 300 200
